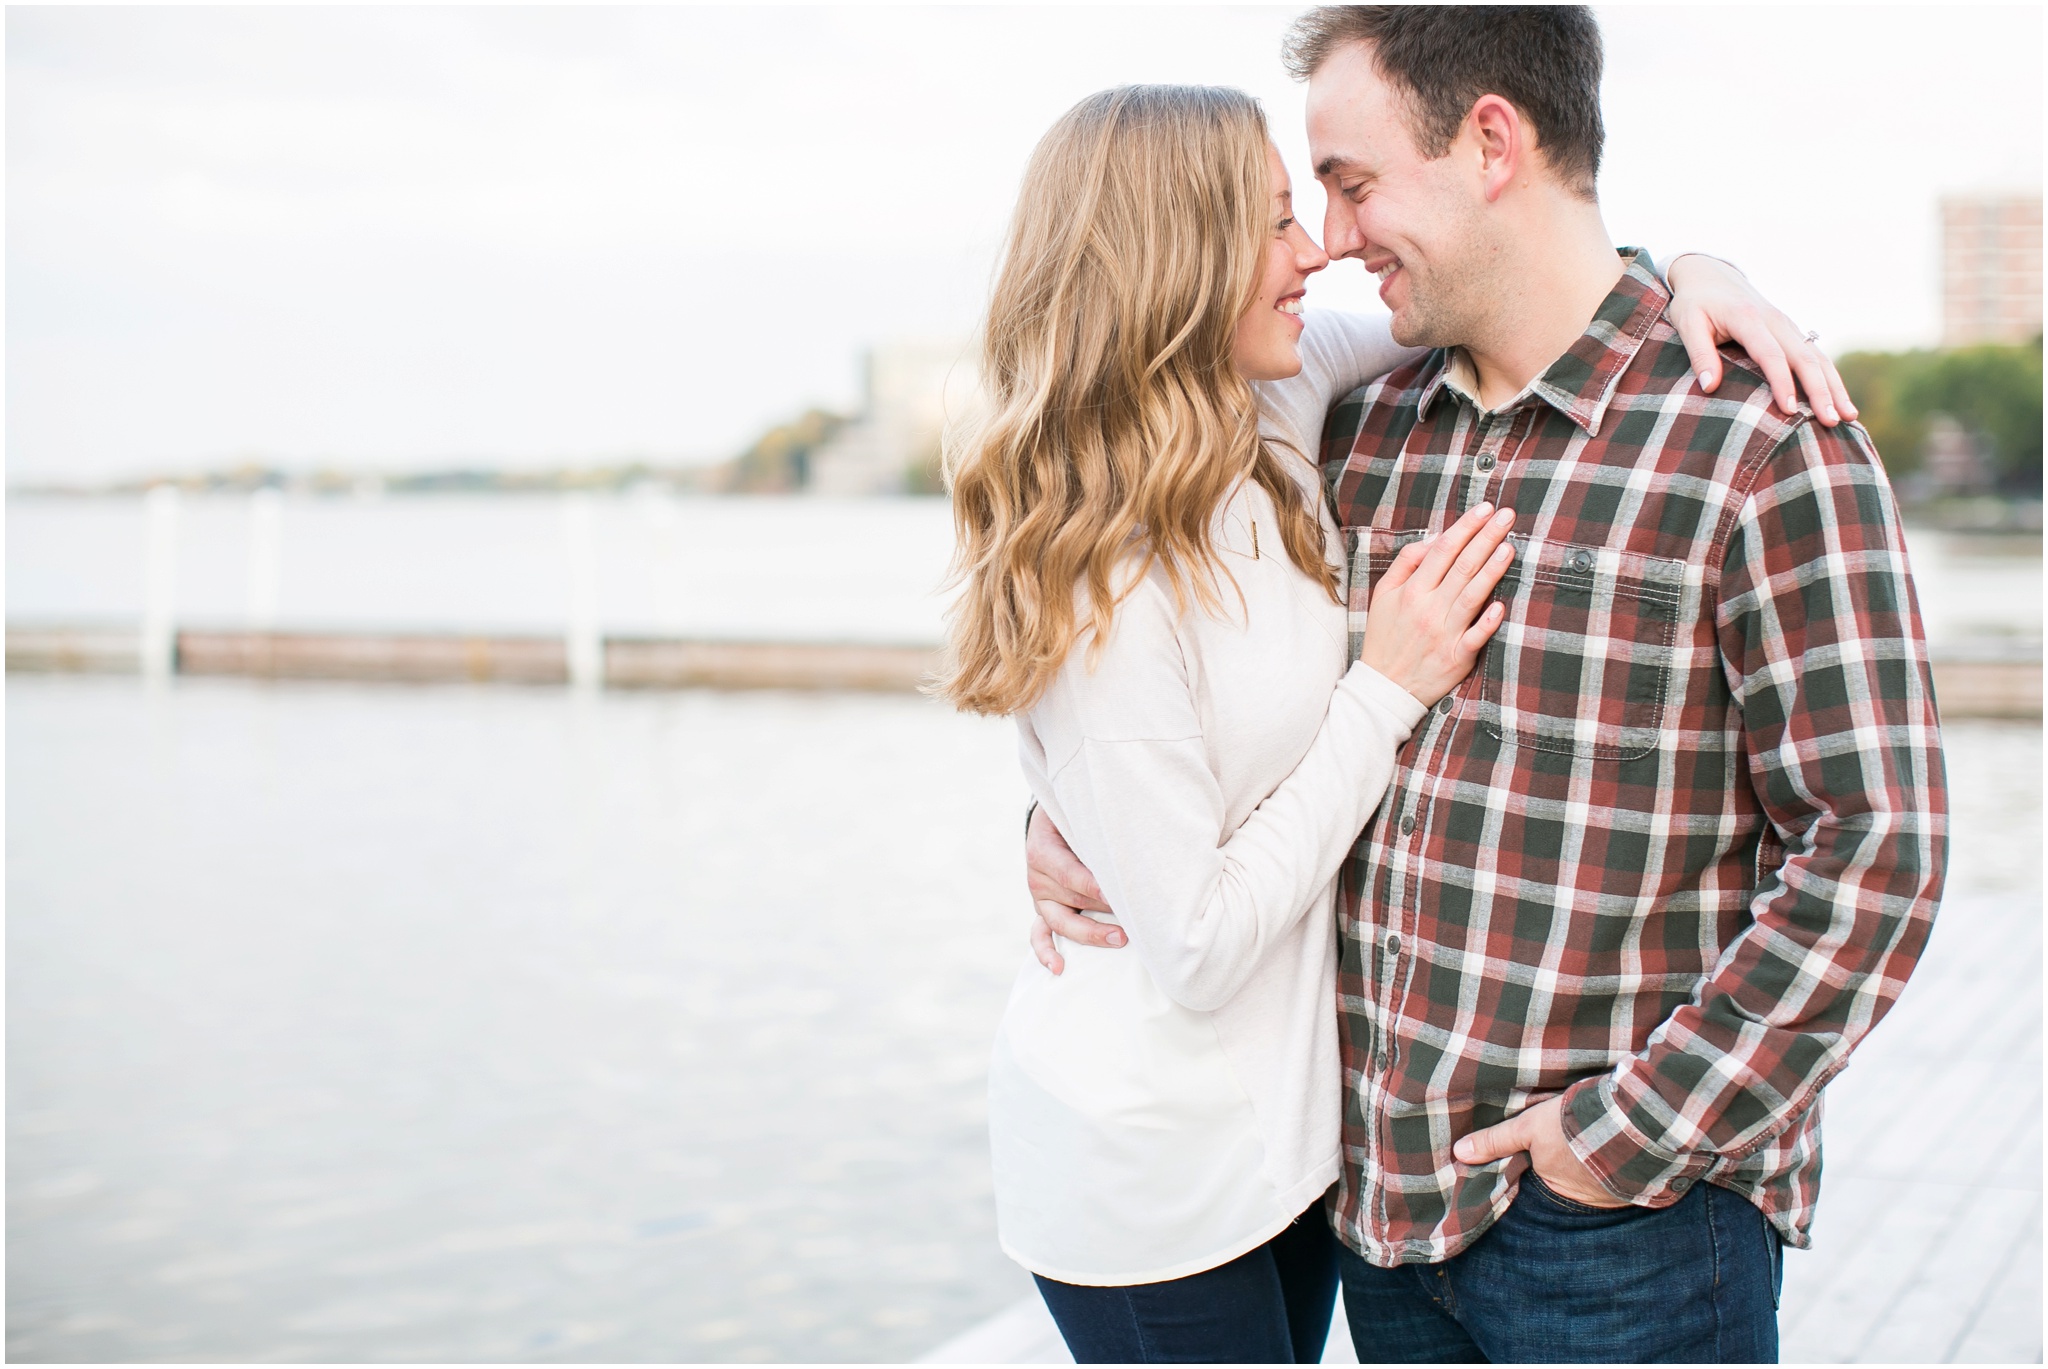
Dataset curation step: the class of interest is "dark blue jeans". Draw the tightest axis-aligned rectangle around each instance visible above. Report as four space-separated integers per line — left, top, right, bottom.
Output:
1035 1202 1341 1363
1338 1175 1783 1363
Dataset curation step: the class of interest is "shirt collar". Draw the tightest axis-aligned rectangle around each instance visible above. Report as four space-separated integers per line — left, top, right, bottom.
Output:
1415 248 1669 438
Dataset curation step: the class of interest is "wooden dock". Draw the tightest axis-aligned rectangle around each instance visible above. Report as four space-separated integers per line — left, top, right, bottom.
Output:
6 627 938 693
920 889 2044 1364
1922 658 2044 722
7 626 2039 718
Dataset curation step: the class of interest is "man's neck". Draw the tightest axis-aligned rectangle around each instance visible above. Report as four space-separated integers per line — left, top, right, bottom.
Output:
1461 202 1626 411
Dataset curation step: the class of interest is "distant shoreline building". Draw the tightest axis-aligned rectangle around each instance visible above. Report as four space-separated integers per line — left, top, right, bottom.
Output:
1941 194 2042 347
808 341 981 496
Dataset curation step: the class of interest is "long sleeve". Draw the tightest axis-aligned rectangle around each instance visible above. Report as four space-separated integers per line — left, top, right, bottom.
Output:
1036 576 1425 1015
1559 417 1948 1200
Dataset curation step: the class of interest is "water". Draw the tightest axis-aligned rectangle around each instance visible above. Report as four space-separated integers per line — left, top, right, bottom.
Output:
6 493 2038 653
7 677 1038 1362
1905 529 2045 660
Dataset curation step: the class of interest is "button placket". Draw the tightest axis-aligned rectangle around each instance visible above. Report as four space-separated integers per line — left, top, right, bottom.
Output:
1383 709 1458 1084
1377 906 1402 989
1467 412 1510 507
1475 405 1532 510
1375 793 1415 1041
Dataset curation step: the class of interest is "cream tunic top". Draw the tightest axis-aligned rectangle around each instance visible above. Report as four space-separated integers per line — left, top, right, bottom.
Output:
988 310 1428 1286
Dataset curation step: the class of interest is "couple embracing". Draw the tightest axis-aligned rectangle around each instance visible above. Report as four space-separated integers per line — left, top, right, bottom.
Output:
938 7 1946 1364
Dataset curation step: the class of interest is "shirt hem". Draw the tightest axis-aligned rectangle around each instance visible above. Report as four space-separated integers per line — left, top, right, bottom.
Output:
1003 1160 1338 1288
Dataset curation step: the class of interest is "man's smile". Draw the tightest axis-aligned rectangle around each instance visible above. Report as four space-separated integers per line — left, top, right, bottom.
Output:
1367 255 1404 305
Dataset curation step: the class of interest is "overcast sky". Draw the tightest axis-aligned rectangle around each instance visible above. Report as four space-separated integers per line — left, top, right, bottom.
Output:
7 4 2042 482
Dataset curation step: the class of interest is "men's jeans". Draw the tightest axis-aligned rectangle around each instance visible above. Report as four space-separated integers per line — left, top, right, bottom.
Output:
1337 1175 1783 1363
1034 1201 1341 1363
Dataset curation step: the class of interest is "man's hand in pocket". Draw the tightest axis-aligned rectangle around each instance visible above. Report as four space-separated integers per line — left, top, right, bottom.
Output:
1453 1096 1630 1209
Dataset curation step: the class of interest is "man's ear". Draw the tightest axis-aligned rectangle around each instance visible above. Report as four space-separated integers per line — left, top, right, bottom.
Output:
1468 94 1524 204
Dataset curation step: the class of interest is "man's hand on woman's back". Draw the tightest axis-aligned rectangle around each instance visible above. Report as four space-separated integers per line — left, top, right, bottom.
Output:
1026 805 1122 974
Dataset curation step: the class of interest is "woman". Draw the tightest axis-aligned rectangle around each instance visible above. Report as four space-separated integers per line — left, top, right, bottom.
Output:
939 85 1834 1363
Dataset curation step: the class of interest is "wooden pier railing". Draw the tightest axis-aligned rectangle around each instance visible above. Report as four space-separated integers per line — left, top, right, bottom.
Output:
7 625 2039 718
8 627 939 694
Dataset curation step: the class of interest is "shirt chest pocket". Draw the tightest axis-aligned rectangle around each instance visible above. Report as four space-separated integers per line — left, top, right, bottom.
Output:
1343 527 1687 761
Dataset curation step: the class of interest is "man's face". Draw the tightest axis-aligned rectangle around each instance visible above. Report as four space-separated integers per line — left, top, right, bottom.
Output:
1305 41 1489 349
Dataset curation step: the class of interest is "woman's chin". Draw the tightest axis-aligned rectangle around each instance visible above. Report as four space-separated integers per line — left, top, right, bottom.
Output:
1257 352 1305 383
1233 340 1304 384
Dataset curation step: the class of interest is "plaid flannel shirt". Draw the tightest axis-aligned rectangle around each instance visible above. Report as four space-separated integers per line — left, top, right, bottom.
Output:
1320 252 1947 1265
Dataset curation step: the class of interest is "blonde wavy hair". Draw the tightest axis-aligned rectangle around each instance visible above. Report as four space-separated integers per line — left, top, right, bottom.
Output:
934 84 1339 717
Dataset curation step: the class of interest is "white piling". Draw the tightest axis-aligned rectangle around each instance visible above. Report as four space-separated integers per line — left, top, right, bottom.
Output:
641 487 683 633
562 492 604 690
140 485 181 679
246 487 284 629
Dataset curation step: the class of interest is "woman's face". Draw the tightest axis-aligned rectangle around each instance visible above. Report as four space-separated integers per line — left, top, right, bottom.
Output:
1231 142 1331 383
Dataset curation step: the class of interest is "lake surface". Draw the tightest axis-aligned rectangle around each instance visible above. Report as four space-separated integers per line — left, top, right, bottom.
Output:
7 670 2040 1363
7 493 2040 656
8 677 1038 1362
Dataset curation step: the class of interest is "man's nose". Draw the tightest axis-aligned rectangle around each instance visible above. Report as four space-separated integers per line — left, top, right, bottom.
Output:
1322 201 1364 259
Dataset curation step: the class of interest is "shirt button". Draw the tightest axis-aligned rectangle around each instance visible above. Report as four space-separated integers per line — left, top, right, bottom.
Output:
1476 453 1497 471
1400 814 1416 834
1671 1177 1693 1194
1385 934 1402 957
1570 550 1594 572
1438 696 1455 714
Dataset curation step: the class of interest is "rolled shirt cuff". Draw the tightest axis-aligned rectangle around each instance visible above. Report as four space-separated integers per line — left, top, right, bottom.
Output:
1558 1070 1715 1208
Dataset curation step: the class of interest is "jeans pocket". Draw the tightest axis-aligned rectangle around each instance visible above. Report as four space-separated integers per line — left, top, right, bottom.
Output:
1522 1171 1634 1217
1767 1223 1784 1310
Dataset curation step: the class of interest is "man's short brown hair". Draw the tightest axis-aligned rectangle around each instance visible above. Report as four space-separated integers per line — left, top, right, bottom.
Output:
1283 6 1604 198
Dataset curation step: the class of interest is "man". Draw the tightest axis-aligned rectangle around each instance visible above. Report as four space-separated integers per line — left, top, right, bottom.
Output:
1025 6 1946 1361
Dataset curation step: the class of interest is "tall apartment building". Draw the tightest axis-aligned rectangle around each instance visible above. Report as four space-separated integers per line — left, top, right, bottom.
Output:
1941 194 2042 347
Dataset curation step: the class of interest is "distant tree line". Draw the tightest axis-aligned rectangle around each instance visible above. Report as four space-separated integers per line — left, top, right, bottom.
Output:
720 408 849 493
1837 335 2042 496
